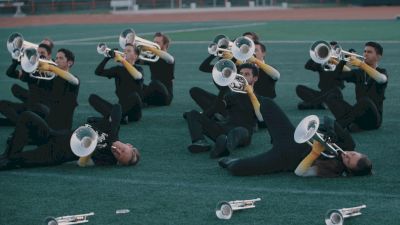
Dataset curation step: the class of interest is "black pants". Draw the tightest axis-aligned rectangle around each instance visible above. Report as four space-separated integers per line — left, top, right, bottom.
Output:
11 84 29 103
89 93 142 122
186 110 251 146
325 92 381 130
296 85 341 106
5 111 76 168
189 87 227 116
143 80 172 106
0 99 49 126
227 97 310 176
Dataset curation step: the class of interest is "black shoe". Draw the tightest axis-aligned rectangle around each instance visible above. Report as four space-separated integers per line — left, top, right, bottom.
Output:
210 135 230 158
86 116 103 124
188 139 211 153
218 157 238 169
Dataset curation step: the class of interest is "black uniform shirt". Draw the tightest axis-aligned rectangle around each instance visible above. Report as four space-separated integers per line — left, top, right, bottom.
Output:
143 58 175 96
337 66 388 114
254 69 277 98
223 92 257 133
95 57 144 105
304 59 345 92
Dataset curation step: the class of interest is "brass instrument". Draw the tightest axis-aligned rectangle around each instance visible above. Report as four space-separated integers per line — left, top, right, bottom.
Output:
208 35 255 62
97 42 125 58
20 48 79 85
294 115 344 158
325 205 366 225
70 125 99 167
216 198 261 220
309 40 364 71
119 28 174 64
43 212 94 225
7 32 38 61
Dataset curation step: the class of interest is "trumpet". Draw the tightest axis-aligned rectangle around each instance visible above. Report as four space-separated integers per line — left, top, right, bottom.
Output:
119 28 174 64
7 32 38 61
43 212 94 225
208 35 255 62
97 42 125 58
215 198 261 220
70 124 99 167
325 205 366 225
294 115 344 159
212 59 263 122
20 48 79 85
310 40 363 71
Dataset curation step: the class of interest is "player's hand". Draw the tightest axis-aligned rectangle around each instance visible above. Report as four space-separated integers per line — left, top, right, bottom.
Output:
348 56 362 67
247 56 256 63
312 140 325 154
114 53 123 62
244 85 254 94
222 51 233 60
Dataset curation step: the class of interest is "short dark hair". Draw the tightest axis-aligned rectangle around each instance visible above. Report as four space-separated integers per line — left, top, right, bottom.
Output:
38 43 51 54
41 38 54 49
58 48 75 65
347 155 373 176
242 31 259 42
365 41 383 56
238 63 259 77
254 40 266 53
154 32 170 48
125 43 140 55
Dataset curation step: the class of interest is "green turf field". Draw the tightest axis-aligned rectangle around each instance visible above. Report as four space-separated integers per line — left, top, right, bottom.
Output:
0 20 399 225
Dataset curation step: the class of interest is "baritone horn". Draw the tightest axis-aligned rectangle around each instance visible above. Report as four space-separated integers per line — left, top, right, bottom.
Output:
7 32 38 61
212 59 263 122
294 115 344 158
215 198 261 220
119 28 174 64
43 212 95 225
70 124 99 167
20 48 79 85
325 205 366 225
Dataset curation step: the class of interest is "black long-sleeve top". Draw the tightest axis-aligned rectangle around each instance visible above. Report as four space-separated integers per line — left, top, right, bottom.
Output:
142 58 175 96
95 57 144 105
210 92 257 134
6 59 51 106
199 55 217 73
304 59 345 92
45 75 80 130
254 69 277 98
335 65 388 115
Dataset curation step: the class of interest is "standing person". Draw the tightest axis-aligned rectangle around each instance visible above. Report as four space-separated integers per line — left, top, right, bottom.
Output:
185 63 259 158
89 43 143 124
324 42 388 132
140 32 175 106
0 104 140 170
219 97 372 177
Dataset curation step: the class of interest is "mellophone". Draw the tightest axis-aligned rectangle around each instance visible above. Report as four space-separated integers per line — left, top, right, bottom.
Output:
215 198 261 220
309 40 364 71
325 205 366 225
7 32 79 85
43 212 94 225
